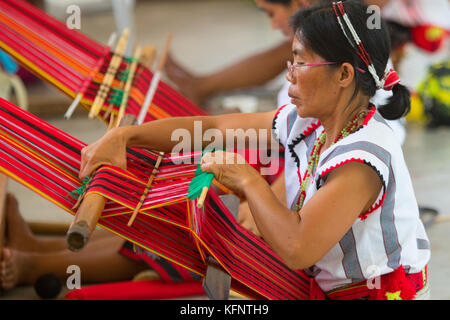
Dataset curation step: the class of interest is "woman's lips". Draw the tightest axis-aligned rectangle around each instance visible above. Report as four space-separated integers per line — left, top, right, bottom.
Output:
289 94 299 104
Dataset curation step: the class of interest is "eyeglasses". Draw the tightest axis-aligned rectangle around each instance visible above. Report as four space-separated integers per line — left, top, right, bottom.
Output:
286 60 366 79
286 60 336 79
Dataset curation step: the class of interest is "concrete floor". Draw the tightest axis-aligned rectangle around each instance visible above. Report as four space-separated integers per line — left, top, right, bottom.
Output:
2 0 450 299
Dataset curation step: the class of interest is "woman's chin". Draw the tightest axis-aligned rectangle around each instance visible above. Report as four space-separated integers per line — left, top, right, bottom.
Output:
293 101 309 118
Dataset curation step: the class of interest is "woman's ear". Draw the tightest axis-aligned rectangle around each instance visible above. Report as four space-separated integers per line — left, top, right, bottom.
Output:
338 62 355 88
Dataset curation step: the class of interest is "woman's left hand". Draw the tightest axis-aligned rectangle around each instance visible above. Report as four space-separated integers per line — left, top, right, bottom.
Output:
200 151 261 197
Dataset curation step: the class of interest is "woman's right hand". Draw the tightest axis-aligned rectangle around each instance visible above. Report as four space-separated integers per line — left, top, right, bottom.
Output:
79 127 128 179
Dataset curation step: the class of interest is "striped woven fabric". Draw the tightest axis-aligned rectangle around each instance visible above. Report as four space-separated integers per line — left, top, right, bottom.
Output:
0 0 206 121
0 97 314 300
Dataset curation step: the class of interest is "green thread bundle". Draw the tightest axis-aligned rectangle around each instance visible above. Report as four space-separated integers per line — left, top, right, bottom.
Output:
118 70 130 82
68 176 91 199
187 150 215 200
107 88 124 105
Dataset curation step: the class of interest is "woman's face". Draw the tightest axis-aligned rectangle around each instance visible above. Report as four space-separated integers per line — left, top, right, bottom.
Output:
287 36 340 118
254 0 301 38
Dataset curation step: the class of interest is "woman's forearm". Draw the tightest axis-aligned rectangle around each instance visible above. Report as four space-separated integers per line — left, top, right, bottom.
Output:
121 116 211 153
242 173 302 268
121 111 276 152
201 40 291 96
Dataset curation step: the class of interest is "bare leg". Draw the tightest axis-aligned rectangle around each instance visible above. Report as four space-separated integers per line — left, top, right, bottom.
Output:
1 234 147 290
5 193 118 253
1 194 148 290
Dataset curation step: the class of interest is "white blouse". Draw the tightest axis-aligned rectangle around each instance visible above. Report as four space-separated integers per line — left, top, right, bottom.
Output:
272 104 430 292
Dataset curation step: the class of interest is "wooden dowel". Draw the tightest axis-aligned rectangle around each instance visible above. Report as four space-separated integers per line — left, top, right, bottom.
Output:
140 45 157 69
116 45 142 127
66 114 137 251
127 152 164 227
156 34 172 73
89 28 130 119
64 32 117 119
66 193 106 251
137 34 172 125
196 186 209 208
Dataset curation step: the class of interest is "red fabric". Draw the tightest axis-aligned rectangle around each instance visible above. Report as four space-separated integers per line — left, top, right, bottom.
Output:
411 25 448 53
65 280 205 300
369 265 417 300
327 265 426 300
382 68 401 91
308 277 326 300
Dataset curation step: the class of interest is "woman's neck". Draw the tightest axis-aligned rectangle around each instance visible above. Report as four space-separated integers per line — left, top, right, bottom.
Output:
320 95 370 151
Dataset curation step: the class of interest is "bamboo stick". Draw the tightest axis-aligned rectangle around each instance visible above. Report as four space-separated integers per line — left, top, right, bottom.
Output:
140 45 157 69
127 152 164 227
115 45 142 127
89 28 130 119
137 34 172 125
196 187 209 208
64 32 117 119
66 114 136 251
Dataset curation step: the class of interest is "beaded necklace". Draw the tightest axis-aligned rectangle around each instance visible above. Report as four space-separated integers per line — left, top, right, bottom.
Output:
295 108 369 212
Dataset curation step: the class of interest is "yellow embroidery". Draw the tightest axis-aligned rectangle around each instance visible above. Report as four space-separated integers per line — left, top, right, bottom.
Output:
385 291 402 300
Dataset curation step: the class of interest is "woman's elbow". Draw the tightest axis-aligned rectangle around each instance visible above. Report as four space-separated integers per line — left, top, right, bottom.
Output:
281 243 319 270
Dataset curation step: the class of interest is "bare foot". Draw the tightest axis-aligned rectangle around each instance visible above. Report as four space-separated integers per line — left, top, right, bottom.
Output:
0 248 30 290
4 194 38 252
5 194 68 253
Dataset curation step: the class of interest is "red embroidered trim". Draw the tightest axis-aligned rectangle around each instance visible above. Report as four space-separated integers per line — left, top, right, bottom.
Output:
319 158 386 220
362 106 376 126
302 120 322 138
360 191 386 220
319 158 365 178
274 104 289 119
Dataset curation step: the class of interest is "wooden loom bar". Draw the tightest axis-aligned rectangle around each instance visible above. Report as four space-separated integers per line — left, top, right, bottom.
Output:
66 114 136 251
88 28 130 119
66 41 161 251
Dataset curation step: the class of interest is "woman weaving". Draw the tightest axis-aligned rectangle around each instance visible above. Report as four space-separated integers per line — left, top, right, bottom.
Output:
80 1 430 299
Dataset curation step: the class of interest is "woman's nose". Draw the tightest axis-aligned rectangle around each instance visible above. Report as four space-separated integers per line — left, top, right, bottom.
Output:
286 70 295 84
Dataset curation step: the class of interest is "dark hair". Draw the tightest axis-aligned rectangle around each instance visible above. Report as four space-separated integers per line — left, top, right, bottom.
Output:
386 20 412 50
289 0 410 120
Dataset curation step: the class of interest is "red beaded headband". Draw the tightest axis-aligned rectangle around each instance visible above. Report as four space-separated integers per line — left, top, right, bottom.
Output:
332 1 400 91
